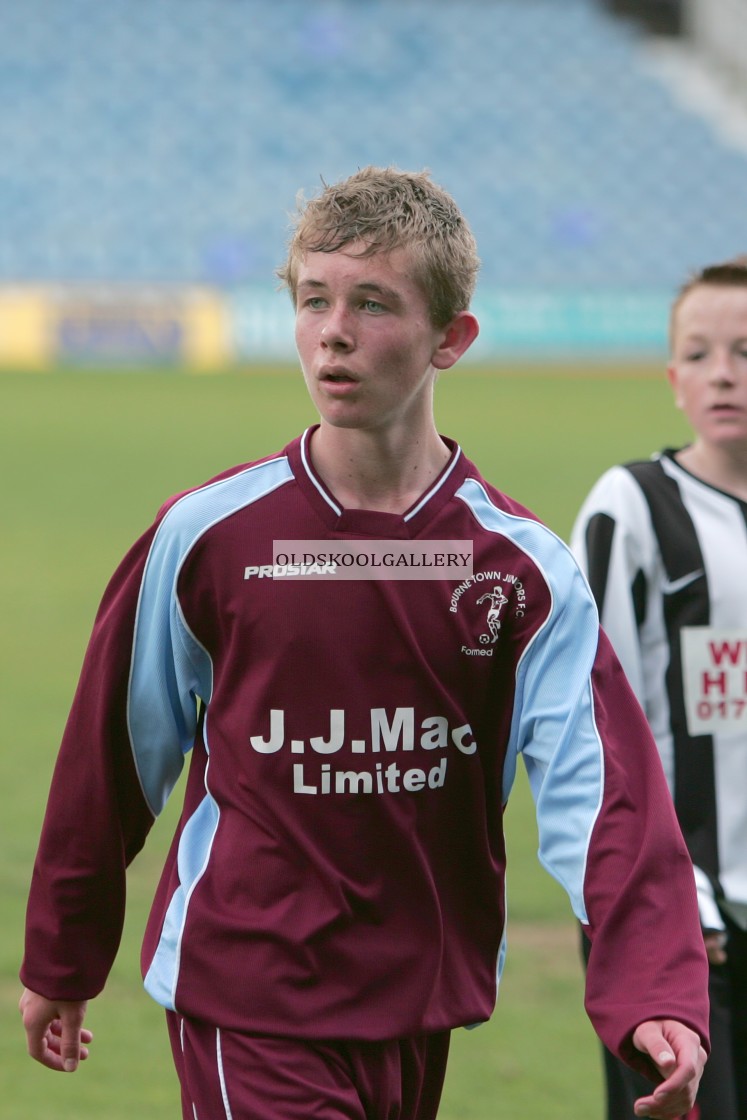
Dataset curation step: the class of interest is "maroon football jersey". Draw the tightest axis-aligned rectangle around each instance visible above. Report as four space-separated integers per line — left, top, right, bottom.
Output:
22 430 708 1067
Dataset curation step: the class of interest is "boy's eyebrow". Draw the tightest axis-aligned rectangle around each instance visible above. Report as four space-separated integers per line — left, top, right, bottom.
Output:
297 278 403 303
676 335 709 352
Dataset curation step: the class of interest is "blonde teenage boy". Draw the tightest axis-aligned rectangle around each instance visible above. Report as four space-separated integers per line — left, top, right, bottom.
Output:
21 168 707 1120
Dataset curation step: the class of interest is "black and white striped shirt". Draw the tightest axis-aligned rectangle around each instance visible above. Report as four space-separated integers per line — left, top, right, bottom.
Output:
572 449 747 931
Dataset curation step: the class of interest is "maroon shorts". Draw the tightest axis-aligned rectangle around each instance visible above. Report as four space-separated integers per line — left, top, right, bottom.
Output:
166 1012 451 1120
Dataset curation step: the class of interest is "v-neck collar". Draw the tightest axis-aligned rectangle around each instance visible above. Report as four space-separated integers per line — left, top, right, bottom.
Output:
286 426 468 538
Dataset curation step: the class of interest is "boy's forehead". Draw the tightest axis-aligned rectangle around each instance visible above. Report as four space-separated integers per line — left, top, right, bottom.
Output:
297 243 415 284
674 284 747 335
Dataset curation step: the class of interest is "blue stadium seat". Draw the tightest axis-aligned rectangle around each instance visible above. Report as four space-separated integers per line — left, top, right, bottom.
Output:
0 0 745 292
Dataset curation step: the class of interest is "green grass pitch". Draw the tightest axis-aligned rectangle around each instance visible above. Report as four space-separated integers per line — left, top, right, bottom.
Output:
0 363 691 1118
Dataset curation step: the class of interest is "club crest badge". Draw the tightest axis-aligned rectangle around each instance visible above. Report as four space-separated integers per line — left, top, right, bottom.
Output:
450 569 527 657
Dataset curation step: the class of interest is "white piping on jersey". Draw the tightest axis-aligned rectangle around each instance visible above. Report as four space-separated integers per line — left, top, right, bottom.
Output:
405 445 463 521
456 477 605 925
299 427 342 514
134 457 295 1010
298 426 464 521
144 786 220 1009
127 455 294 816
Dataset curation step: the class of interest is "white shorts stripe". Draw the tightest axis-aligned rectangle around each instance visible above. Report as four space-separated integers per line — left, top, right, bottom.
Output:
216 1028 233 1119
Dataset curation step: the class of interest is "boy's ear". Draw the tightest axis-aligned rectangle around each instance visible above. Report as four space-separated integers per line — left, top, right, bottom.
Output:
432 311 480 370
666 363 684 409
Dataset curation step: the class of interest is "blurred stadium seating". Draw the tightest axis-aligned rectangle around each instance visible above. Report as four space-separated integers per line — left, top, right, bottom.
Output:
1 0 746 362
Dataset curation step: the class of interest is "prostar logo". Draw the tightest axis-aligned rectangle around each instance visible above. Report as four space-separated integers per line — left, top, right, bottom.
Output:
244 562 335 579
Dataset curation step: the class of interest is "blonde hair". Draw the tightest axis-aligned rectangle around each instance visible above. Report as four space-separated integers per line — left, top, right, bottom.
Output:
670 255 747 351
276 166 480 328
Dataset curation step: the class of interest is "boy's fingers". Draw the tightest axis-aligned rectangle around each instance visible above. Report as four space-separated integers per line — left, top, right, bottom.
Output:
19 991 91 1072
59 1004 88 1071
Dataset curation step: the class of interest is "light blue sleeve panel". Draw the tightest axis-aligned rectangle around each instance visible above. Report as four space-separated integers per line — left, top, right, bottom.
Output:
458 480 604 924
143 790 221 1009
127 455 294 816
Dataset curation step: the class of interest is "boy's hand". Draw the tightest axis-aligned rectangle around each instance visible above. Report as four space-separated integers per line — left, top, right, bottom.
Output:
631 1019 706 1119
19 988 92 1072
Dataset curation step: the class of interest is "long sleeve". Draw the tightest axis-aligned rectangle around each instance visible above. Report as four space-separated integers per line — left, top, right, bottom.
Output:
508 525 709 1076
20 507 204 1000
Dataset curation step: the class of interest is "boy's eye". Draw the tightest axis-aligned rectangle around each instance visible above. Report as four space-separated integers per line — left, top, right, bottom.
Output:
363 299 385 313
305 297 327 310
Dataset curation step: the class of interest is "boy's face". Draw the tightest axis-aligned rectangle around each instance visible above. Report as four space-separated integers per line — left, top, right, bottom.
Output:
668 284 747 449
293 243 449 434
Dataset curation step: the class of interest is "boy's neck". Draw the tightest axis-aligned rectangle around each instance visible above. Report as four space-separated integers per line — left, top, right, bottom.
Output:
675 442 747 502
308 423 452 515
